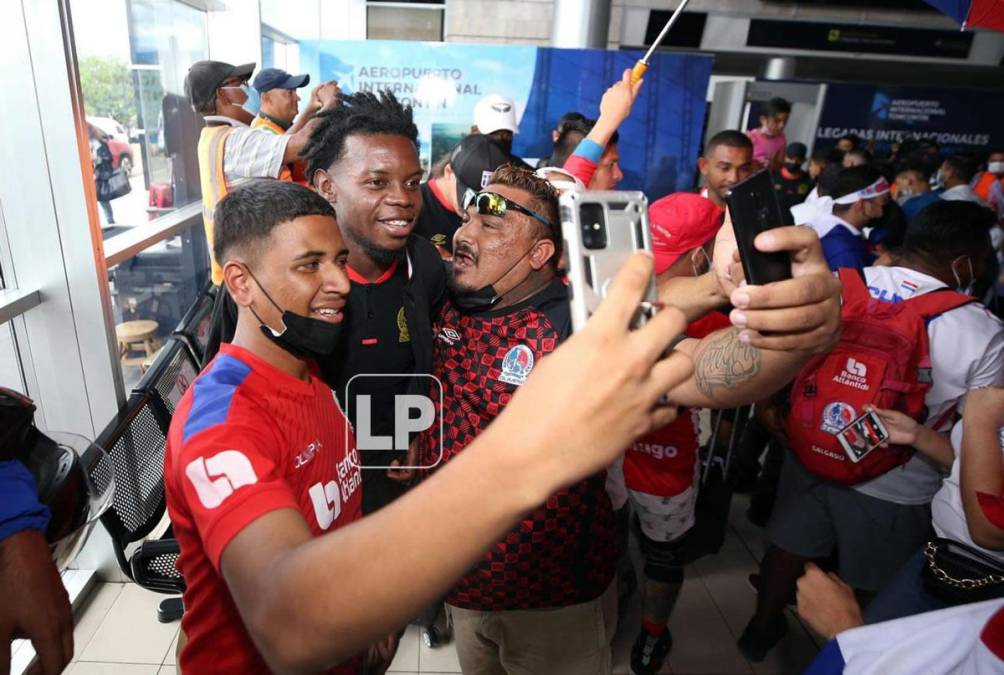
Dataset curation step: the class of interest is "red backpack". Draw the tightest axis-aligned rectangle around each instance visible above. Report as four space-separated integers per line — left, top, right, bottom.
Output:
786 268 972 485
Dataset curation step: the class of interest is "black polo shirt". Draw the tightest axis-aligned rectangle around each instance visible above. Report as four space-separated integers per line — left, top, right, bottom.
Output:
415 180 463 253
328 257 415 452
772 168 814 211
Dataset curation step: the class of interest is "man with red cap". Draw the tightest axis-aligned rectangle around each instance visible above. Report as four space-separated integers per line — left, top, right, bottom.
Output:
625 193 731 675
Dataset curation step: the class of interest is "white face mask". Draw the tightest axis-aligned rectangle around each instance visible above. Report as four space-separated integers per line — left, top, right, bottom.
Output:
989 161 1004 175
895 188 914 205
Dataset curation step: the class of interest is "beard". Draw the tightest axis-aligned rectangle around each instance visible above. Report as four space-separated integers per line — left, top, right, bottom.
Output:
346 227 404 267
446 263 476 296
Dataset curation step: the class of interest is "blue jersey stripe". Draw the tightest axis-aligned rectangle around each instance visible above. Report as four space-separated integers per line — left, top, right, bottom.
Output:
182 354 253 443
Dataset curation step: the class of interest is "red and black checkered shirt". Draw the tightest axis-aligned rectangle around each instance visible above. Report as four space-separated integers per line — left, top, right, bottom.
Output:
417 280 616 611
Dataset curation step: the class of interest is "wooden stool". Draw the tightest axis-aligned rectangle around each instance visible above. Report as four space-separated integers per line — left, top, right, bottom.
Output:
116 320 160 371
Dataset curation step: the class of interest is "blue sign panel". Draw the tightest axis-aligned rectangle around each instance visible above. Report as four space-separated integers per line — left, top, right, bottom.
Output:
297 40 712 198
815 83 1004 155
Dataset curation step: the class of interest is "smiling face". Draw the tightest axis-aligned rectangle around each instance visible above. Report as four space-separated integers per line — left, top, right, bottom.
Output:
450 183 555 298
313 133 423 264
233 214 350 330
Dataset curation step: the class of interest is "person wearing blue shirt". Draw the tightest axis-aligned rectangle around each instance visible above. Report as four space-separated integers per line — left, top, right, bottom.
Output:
0 459 73 674
895 163 941 222
807 166 889 271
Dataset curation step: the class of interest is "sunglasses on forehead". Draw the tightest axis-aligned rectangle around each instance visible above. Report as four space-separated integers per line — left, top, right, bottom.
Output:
463 189 556 231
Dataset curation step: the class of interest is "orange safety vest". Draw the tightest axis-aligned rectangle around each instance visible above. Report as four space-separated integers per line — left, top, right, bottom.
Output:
250 115 310 186
973 171 1002 203
198 124 233 286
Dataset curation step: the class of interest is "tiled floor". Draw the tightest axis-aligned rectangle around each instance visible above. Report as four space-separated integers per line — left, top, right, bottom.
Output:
64 495 821 675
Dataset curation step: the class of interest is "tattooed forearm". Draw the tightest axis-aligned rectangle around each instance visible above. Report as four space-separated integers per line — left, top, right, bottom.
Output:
693 328 761 399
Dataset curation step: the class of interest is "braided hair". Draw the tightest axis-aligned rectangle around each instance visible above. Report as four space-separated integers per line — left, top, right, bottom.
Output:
304 90 419 184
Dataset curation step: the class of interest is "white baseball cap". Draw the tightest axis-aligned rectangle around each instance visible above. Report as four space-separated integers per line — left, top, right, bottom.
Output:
474 94 519 135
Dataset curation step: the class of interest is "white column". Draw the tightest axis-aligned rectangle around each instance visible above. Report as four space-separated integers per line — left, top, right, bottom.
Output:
551 0 612 49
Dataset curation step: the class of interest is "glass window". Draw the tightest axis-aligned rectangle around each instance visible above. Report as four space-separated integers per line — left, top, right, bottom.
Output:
72 0 209 233
107 220 210 390
367 6 444 41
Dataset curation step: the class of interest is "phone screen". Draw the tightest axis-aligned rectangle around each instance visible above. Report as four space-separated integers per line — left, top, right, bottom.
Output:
837 410 891 463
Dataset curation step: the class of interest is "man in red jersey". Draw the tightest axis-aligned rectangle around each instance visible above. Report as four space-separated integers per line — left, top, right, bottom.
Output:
165 179 376 673
624 193 730 675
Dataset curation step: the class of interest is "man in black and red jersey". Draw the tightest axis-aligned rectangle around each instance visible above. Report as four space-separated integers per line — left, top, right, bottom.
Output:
415 166 845 674
165 178 717 675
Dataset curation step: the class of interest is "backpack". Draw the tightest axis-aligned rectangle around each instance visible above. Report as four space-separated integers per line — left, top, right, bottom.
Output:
786 268 973 485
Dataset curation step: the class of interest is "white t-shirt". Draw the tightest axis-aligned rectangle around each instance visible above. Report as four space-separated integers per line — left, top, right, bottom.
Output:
931 421 1004 562
852 266 1004 505
204 115 289 183
940 184 988 206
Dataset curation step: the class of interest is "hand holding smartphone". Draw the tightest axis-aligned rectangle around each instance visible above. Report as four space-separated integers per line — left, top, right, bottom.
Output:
724 169 792 286
561 191 656 333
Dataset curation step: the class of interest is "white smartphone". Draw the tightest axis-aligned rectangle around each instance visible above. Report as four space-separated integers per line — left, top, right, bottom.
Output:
837 410 891 463
561 190 656 333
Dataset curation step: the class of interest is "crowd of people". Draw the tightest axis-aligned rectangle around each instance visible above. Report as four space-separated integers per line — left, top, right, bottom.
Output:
3 56 1003 675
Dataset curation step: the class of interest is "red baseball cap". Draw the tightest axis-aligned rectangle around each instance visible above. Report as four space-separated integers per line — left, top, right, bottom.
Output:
648 193 725 275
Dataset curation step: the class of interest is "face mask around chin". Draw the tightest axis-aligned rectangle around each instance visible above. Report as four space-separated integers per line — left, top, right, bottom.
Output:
448 241 541 312
244 267 343 359
258 309 343 359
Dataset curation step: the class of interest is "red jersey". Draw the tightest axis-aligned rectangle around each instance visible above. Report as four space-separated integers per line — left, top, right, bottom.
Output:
165 343 363 674
623 312 732 497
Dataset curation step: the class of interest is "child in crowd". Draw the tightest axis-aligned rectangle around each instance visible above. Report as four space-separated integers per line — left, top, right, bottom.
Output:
747 97 791 171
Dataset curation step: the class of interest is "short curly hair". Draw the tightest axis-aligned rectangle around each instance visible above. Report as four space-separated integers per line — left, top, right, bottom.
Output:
304 90 419 183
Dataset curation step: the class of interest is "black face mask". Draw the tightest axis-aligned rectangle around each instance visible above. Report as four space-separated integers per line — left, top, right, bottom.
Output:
785 162 802 173
244 267 343 359
449 242 540 313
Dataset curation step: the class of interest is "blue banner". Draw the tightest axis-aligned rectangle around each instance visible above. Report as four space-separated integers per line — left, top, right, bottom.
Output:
815 83 1004 156
297 40 712 198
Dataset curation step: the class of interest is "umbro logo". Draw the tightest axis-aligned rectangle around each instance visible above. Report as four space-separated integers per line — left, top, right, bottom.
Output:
439 327 461 345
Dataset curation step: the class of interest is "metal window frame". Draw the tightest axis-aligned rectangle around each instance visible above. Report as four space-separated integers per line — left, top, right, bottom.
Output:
103 202 203 267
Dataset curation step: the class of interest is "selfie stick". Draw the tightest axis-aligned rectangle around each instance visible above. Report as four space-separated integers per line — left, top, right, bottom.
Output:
630 0 692 85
